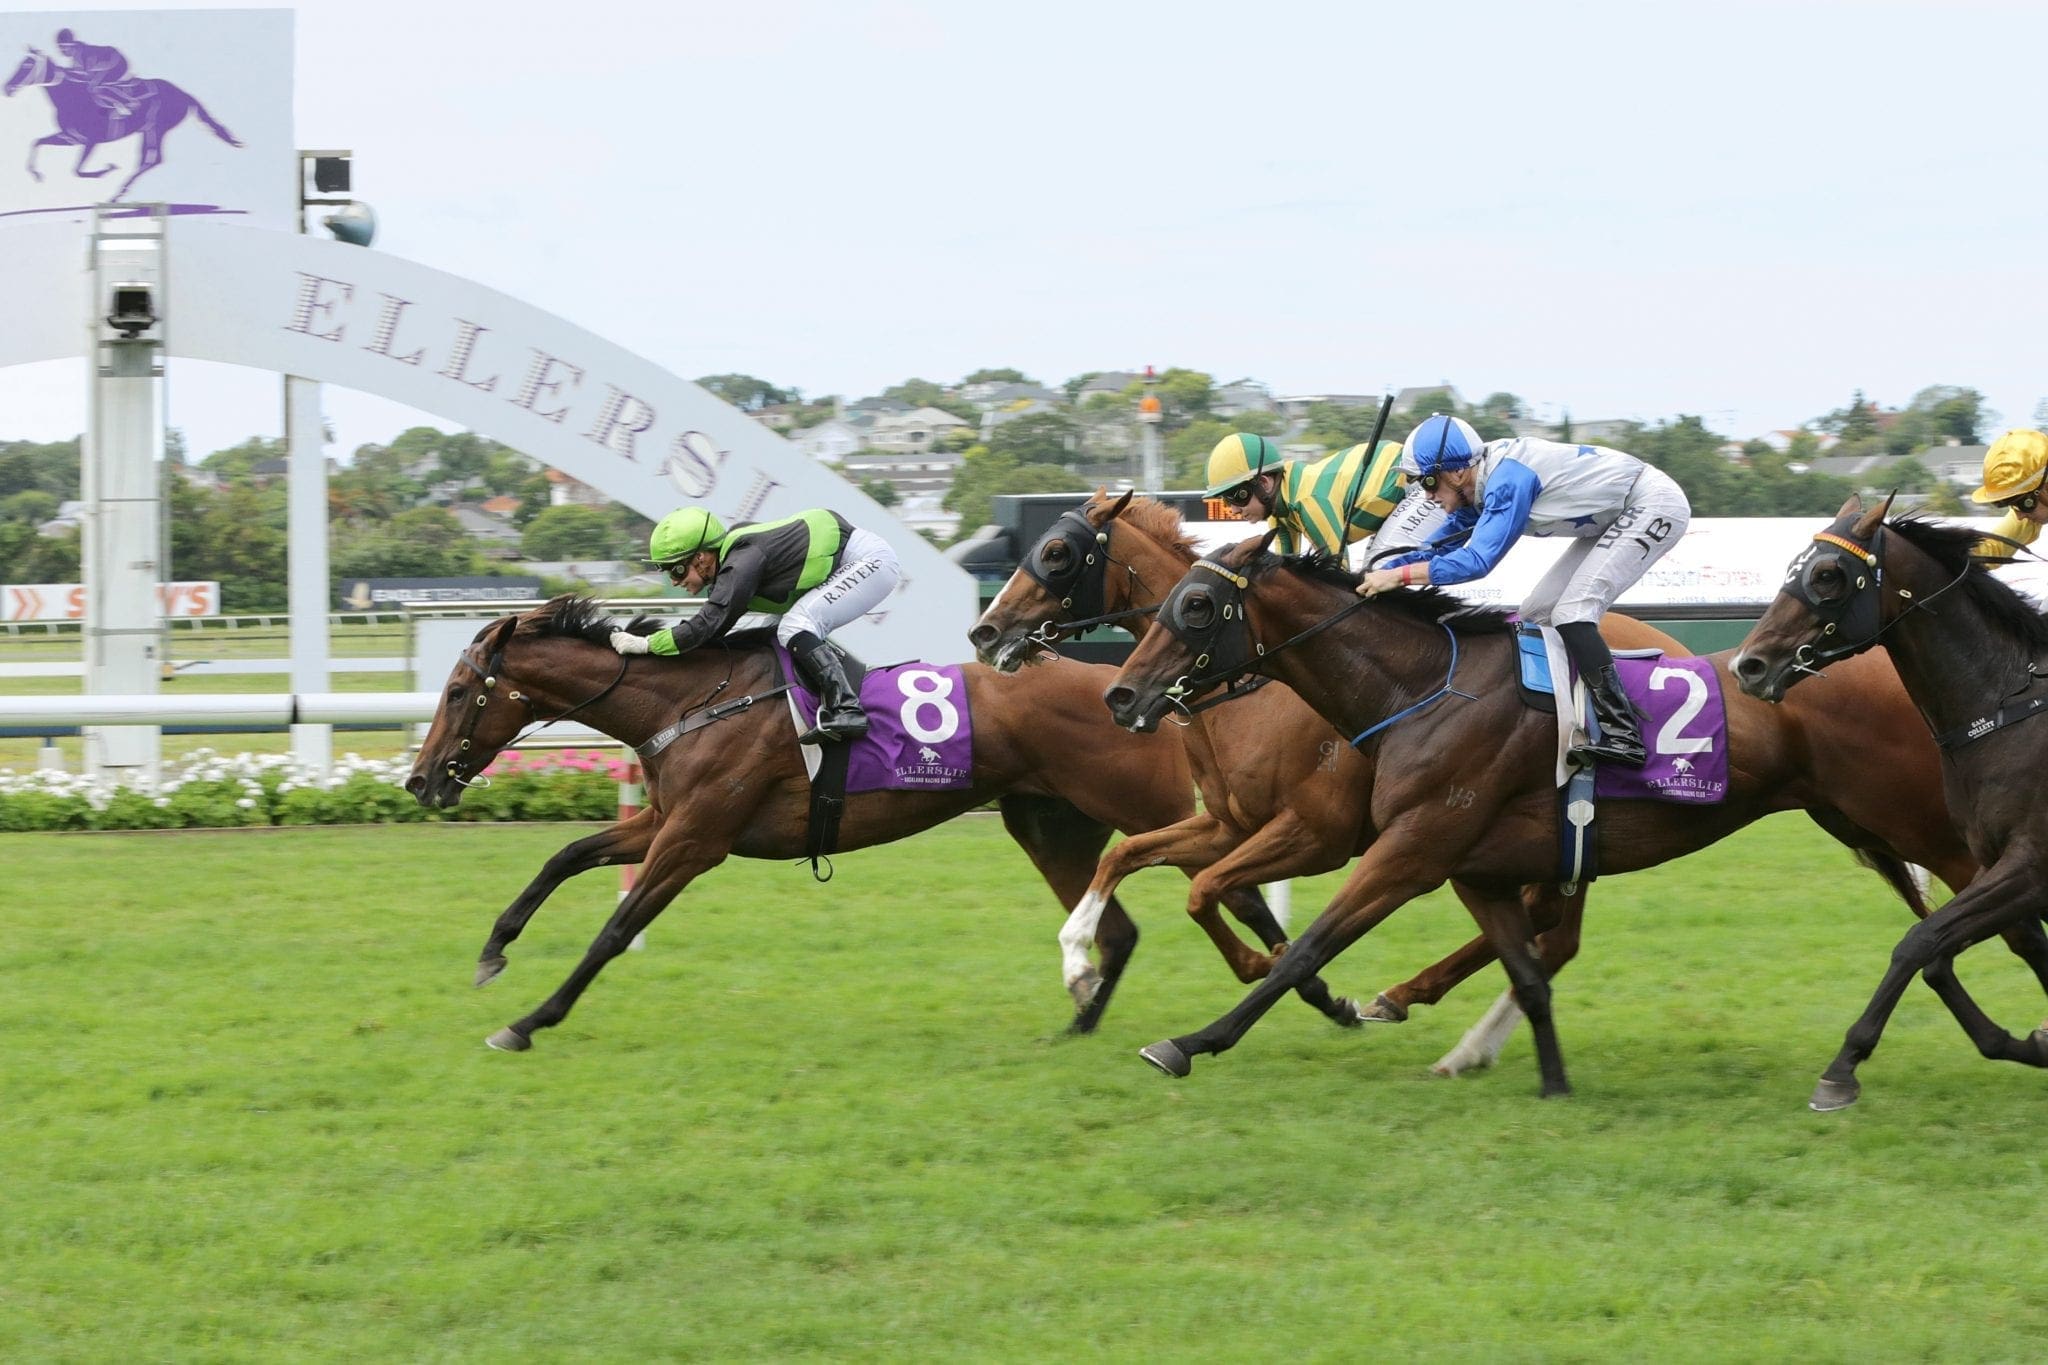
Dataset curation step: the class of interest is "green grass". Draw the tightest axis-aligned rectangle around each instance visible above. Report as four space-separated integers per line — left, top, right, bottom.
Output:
4 814 2045 1361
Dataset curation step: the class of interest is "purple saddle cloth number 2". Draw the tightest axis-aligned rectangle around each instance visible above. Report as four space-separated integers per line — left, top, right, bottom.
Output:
1592 654 1729 804
780 647 975 793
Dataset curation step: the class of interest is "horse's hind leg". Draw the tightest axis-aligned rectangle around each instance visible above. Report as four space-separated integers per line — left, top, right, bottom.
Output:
475 807 661 987
1427 886 1586 1077
488 827 725 1052
999 794 1140 1034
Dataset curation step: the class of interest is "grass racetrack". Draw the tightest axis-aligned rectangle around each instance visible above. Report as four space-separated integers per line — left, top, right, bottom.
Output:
7 813 2048 1359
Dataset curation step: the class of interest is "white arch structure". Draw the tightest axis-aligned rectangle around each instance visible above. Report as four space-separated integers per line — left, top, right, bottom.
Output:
0 215 977 771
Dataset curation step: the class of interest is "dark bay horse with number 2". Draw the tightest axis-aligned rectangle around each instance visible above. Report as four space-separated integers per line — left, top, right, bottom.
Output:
405 596 1348 1051
971 492 1708 1052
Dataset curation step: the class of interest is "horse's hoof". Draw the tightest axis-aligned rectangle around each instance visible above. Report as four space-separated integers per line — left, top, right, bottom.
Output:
474 956 507 988
2028 1029 2048 1065
1810 1077 1860 1111
1540 1081 1573 1099
1066 967 1103 1011
1356 992 1409 1025
1330 997 1365 1029
485 1027 531 1052
1138 1040 1191 1078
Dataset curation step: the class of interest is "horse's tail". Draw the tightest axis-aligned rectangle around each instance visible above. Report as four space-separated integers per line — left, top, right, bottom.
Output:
1853 847 1938 918
180 88 242 147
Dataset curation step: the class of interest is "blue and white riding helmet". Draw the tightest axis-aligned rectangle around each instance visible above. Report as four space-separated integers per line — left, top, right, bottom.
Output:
1399 414 1485 480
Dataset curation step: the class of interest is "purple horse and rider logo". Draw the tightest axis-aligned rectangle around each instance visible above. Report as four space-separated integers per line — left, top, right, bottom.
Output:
3 28 242 204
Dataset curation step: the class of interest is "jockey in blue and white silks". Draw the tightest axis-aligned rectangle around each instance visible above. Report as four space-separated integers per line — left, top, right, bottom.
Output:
1357 415 1692 767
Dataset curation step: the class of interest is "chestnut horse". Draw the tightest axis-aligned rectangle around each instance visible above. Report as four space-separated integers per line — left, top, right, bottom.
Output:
404 596 1356 1051
1100 534 2019 1096
1734 499 2048 1109
972 493 1965 1073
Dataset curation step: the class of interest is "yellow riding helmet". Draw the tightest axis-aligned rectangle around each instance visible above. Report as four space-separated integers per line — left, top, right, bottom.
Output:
1971 429 2048 505
648 507 727 566
1204 432 1284 498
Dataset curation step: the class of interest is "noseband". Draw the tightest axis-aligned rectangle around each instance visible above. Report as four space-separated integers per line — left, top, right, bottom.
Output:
441 637 628 785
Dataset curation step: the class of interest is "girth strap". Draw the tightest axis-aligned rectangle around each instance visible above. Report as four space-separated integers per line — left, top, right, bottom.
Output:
637 683 794 758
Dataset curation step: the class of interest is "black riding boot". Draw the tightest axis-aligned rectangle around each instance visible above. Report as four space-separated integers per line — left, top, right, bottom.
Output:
791 633 867 744
1557 621 1648 768
1574 664 1649 768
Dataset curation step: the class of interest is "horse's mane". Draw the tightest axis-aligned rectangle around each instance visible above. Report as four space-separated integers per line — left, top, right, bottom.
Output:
1887 516 2048 654
1266 553 1518 637
512 595 785 654
516 594 664 645
1109 494 1201 562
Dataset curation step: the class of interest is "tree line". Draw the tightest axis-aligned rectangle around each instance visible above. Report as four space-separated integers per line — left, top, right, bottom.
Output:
0 372 2006 607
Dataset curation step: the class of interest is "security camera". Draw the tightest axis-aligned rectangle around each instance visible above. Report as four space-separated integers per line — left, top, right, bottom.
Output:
105 283 157 340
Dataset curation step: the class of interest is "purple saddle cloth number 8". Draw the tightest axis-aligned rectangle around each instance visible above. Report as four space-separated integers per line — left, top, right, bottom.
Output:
780 646 975 793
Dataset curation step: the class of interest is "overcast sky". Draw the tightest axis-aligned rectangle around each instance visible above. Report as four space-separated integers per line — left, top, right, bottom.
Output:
6 0 2044 460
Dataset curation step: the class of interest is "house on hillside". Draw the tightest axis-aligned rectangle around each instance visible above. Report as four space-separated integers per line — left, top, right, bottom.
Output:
1073 371 1144 403
962 380 1060 409
840 448 962 503
544 468 609 508
795 418 863 465
1936 445 1988 487
845 396 914 421
979 398 1061 441
867 407 971 454
1273 392 1378 421
449 503 524 560
1395 384 1467 414
1212 379 1276 418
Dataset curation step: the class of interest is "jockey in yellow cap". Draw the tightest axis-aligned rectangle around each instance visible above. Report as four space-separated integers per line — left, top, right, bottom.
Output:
1970 428 2048 558
1204 431 1445 564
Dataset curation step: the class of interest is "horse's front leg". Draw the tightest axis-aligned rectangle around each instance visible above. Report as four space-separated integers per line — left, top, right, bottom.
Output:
474 807 661 987
1057 812 1258 1002
1138 829 1447 1078
486 822 727 1053
1184 813 1366 1025
1814 859 2047 1110
26 132 75 182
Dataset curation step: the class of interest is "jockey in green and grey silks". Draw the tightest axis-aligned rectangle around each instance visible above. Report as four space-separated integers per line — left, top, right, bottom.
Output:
642 508 871 655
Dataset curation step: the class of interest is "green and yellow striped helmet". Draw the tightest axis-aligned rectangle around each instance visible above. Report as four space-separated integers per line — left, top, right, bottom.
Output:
1204 432 1283 498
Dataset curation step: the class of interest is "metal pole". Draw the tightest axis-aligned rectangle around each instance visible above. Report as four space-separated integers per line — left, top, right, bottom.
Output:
85 208 166 779
285 375 333 771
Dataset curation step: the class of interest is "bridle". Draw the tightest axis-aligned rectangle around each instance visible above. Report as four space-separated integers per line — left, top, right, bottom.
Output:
1152 555 1379 718
1016 508 1161 649
441 634 630 786
1776 518 1968 677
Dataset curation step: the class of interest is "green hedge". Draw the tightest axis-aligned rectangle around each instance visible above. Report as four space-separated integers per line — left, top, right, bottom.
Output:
0 760 621 833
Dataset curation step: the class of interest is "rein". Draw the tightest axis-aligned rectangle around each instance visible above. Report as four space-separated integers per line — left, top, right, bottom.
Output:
443 640 629 786
1155 557 1473 742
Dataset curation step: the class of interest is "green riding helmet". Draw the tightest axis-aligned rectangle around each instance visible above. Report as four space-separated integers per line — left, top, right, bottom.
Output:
1204 432 1284 498
648 507 727 567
